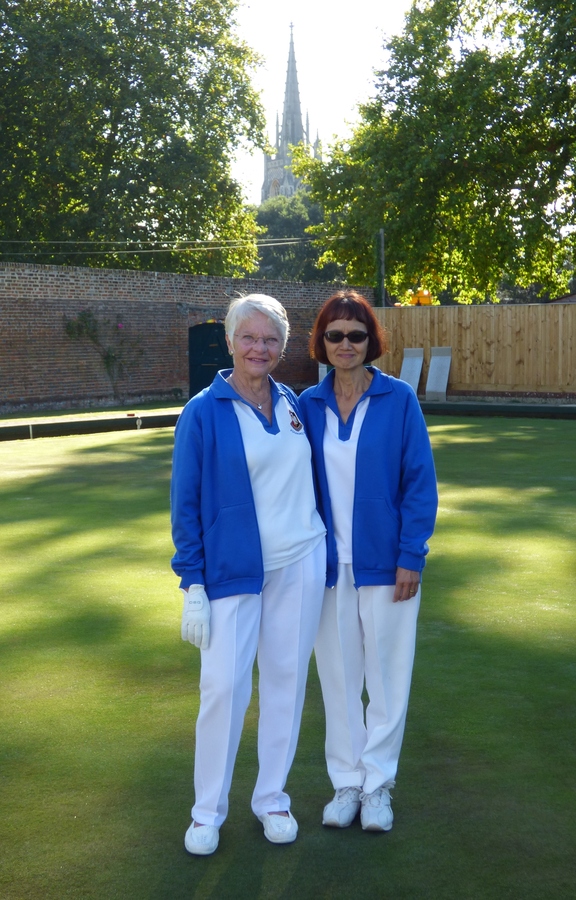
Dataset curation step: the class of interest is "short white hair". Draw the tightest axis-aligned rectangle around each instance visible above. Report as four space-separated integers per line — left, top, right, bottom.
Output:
225 294 290 352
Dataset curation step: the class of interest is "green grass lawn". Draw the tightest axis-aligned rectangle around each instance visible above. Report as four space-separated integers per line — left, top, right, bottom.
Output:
1 418 575 899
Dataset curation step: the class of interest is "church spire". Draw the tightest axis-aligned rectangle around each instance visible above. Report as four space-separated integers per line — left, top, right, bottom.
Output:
279 24 304 154
261 27 317 203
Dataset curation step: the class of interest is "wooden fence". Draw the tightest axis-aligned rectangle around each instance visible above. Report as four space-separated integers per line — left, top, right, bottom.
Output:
373 303 576 398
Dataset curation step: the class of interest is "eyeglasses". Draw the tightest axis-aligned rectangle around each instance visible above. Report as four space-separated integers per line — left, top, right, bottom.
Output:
235 333 280 349
324 330 369 344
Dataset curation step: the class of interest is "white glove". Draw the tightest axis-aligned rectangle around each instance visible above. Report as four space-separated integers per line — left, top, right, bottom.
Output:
181 585 211 650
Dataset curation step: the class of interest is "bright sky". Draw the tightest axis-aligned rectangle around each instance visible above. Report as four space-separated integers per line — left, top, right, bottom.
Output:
232 0 415 205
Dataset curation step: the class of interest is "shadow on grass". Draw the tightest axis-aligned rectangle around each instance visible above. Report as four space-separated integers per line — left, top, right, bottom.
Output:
428 416 576 488
428 417 576 585
1 429 174 596
0 609 125 656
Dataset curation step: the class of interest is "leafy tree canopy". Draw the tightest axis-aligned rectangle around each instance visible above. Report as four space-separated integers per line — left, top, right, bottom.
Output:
294 0 576 303
254 192 344 283
0 0 264 273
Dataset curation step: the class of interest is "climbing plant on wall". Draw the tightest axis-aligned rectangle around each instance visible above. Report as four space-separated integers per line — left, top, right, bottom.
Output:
64 310 143 399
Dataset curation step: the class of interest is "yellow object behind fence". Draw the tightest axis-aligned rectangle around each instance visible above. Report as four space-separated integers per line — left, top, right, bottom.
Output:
409 289 432 305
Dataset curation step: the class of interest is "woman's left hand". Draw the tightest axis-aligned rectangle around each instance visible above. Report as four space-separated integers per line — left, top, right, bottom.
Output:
394 568 420 602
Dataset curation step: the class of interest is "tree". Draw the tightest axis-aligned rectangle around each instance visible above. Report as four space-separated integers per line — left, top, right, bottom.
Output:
294 0 576 303
0 0 264 273
254 193 344 282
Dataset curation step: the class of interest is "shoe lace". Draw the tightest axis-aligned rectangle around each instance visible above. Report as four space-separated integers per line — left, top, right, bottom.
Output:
360 786 392 807
270 814 292 831
335 787 361 802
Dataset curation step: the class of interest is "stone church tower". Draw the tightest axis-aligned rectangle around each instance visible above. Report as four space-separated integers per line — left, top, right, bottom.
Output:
261 27 320 203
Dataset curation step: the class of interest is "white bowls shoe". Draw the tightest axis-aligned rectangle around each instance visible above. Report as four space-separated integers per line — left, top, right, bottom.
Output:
360 786 394 832
258 811 298 844
322 787 362 828
184 821 220 855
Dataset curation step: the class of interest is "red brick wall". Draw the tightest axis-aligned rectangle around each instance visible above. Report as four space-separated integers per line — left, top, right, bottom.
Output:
0 263 375 411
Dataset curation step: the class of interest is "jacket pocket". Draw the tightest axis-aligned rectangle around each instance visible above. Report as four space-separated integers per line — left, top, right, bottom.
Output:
354 498 400 571
203 504 261 584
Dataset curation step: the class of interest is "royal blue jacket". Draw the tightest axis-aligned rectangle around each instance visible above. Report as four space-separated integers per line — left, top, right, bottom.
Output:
171 370 303 600
299 367 437 588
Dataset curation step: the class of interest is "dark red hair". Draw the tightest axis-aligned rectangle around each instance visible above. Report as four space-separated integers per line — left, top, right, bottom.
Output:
309 291 388 365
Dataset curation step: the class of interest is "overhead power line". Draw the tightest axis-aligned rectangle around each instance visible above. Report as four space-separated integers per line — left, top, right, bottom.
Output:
0 236 320 247
0 235 343 258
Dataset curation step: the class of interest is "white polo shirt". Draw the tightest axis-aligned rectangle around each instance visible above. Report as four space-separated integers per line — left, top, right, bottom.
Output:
233 395 326 572
323 398 369 563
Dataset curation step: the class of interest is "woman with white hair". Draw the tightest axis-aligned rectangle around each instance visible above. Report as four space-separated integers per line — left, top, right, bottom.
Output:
171 294 326 855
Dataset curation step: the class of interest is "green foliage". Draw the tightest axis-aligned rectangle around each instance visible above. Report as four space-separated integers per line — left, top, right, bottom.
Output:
0 0 264 273
254 193 344 282
64 309 143 397
294 0 576 303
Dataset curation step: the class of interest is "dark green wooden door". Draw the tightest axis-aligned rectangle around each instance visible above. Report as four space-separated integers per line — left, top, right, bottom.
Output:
188 322 232 398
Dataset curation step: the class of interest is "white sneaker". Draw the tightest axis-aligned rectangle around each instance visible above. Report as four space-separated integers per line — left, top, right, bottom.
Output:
322 787 362 828
258 811 298 844
360 786 394 832
184 821 220 855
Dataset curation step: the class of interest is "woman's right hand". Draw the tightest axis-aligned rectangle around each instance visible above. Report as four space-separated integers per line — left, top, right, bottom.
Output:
393 568 420 603
181 585 211 649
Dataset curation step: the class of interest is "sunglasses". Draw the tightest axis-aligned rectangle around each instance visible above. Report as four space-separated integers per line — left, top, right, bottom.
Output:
324 330 369 344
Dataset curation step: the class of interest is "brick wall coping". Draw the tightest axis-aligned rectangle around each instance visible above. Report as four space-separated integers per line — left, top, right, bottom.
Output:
0 262 375 306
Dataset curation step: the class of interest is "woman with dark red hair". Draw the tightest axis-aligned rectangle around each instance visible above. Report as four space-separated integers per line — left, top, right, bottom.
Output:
299 291 437 834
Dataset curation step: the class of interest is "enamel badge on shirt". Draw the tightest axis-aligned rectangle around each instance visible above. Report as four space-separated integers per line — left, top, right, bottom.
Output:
288 408 304 432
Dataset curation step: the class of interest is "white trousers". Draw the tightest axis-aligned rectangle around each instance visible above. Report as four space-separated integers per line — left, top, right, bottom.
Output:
315 563 420 795
192 541 326 827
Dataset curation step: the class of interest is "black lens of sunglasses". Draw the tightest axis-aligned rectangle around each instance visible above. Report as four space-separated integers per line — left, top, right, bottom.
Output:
324 330 369 344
